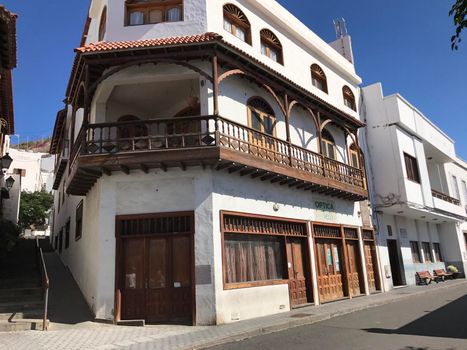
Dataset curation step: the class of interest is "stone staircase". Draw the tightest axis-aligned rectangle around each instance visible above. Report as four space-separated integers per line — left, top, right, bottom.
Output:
0 238 50 331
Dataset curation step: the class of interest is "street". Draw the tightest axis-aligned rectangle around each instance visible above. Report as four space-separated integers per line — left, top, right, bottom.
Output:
207 283 467 350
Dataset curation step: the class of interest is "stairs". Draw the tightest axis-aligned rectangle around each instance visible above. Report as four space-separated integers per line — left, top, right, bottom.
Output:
0 238 50 331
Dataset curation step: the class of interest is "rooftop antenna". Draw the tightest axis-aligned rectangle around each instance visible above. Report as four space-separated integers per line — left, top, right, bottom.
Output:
333 18 348 39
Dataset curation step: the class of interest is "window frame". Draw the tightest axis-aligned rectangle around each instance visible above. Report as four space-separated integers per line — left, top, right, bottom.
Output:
125 0 183 26
260 29 283 65
410 241 421 263
247 98 277 137
433 242 443 262
311 64 328 93
451 175 460 200
403 153 421 183
342 85 356 111
349 143 361 169
321 129 337 160
65 219 71 249
422 241 433 263
98 6 107 41
223 4 251 44
75 200 83 241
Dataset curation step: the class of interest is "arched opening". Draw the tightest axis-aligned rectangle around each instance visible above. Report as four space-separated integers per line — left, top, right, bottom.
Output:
260 29 283 64
321 129 336 160
223 4 251 44
126 0 183 26
311 64 327 93
98 6 107 42
343 85 356 111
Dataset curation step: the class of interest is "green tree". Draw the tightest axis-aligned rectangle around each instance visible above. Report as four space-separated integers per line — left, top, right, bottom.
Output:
19 191 54 231
450 0 467 49
0 219 21 255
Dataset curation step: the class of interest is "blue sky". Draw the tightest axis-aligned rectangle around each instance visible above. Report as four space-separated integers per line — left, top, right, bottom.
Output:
4 0 467 159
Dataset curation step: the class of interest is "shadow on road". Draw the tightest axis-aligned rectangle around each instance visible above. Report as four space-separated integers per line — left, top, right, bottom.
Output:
365 294 467 340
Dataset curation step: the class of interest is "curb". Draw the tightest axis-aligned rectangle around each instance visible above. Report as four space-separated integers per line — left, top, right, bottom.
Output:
179 279 467 350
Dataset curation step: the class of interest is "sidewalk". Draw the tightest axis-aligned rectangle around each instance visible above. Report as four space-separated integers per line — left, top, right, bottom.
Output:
0 278 466 350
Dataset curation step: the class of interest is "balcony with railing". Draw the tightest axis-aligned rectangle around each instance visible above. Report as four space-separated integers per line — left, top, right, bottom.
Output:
52 140 69 190
431 189 460 206
431 188 467 218
66 115 367 200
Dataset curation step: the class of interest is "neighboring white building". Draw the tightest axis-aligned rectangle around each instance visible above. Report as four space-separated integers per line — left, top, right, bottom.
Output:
50 0 381 325
362 82 467 291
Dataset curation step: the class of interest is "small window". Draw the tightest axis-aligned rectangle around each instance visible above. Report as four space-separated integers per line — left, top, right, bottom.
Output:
247 97 276 136
65 219 71 249
223 4 251 44
126 0 183 26
98 7 107 41
342 86 356 111
404 153 421 183
433 243 443 262
311 64 328 93
75 200 83 241
462 180 467 204
59 229 63 254
321 129 336 160
349 143 360 168
410 241 421 263
422 242 432 263
260 29 283 64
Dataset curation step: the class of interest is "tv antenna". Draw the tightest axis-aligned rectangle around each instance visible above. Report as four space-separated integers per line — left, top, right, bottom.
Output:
333 18 348 39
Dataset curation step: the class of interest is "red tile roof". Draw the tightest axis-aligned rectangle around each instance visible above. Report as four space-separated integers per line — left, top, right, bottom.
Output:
76 32 222 53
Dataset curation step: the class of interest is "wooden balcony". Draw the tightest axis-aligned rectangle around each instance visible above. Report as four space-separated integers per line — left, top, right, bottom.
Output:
431 189 461 206
52 140 69 190
66 116 368 200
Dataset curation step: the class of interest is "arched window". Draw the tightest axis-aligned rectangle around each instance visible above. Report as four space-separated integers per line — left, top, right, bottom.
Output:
321 129 336 160
247 97 276 150
343 86 356 111
349 143 360 168
98 7 107 41
311 64 327 93
260 29 283 64
223 4 251 44
126 0 183 26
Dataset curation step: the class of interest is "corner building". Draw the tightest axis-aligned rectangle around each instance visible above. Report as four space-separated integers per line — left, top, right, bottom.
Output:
50 0 380 325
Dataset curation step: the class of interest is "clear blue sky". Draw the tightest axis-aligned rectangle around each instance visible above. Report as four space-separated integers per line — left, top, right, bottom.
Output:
4 0 467 159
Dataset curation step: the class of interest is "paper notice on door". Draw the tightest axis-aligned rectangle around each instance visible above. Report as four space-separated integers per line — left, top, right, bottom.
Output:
174 282 181 288
126 273 136 289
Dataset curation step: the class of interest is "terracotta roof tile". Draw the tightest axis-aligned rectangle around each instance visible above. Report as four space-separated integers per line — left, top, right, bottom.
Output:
76 32 222 53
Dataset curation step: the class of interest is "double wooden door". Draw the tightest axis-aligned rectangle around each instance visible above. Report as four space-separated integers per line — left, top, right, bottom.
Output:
315 239 345 302
286 238 310 307
345 241 364 296
120 234 193 323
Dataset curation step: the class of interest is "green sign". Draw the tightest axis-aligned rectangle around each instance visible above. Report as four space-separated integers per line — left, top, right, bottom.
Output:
315 201 334 211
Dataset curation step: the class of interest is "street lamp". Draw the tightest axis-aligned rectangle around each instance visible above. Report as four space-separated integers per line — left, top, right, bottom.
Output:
5 176 15 190
1 153 13 170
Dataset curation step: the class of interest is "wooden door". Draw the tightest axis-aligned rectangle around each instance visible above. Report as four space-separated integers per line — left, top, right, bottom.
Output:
364 242 380 293
316 239 345 302
121 239 146 320
346 241 364 296
286 238 309 307
121 235 193 323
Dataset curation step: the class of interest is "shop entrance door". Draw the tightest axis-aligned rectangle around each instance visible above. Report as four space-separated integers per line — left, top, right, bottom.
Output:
316 239 345 302
286 238 310 307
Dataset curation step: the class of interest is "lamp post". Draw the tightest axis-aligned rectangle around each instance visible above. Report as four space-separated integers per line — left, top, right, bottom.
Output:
0 153 15 218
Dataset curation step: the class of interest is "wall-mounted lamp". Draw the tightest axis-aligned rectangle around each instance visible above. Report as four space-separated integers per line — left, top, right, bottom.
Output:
0 153 13 170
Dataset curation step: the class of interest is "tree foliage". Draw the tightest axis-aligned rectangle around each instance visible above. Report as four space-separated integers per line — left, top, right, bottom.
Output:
450 0 467 50
19 191 54 230
0 219 21 255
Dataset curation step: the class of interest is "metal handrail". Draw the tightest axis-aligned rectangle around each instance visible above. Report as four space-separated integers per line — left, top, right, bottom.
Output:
35 238 49 331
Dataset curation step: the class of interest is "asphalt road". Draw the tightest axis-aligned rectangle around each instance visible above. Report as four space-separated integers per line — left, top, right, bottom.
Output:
208 283 467 350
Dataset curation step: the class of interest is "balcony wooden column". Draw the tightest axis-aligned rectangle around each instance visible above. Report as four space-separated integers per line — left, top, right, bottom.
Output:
317 111 323 154
284 93 293 167
212 54 219 115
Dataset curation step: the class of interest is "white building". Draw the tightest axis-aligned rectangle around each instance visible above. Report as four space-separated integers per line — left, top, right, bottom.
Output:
362 82 467 291
50 0 381 325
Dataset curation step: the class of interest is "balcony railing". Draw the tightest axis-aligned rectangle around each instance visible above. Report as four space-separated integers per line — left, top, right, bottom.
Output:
68 115 366 195
431 189 461 206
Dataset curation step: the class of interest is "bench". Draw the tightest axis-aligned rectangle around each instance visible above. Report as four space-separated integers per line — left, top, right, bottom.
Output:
416 271 441 285
433 269 454 280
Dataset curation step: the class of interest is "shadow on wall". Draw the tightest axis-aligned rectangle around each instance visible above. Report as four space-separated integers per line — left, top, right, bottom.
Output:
365 294 467 340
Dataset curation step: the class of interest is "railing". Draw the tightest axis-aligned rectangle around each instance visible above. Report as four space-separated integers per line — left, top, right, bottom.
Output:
35 238 49 331
431 189 461 206
70 115 366 191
